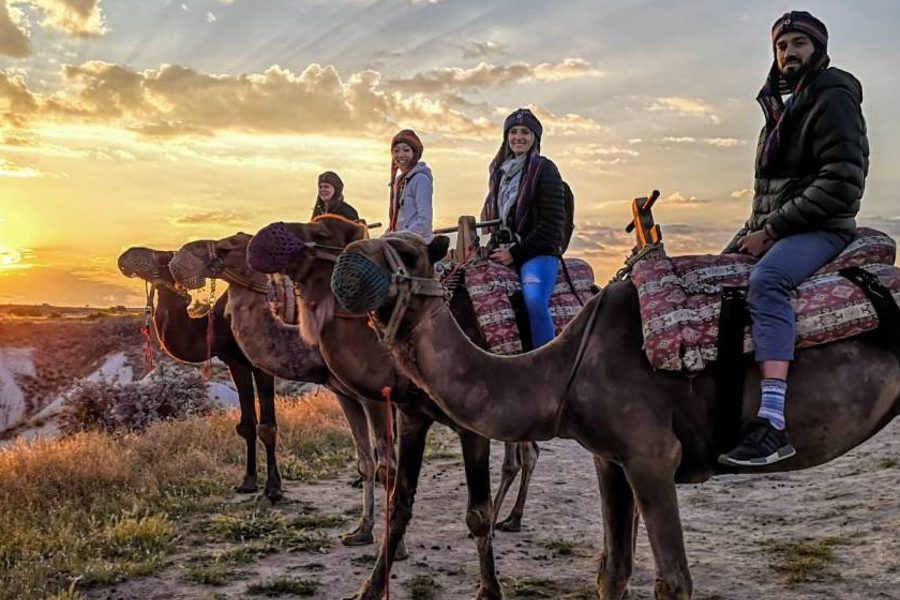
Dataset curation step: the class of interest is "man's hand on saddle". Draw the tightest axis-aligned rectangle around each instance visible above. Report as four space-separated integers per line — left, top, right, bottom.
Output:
738 230 775 258
490 248 515 266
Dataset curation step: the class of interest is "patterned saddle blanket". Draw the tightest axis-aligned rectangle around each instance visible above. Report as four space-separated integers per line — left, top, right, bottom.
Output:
630 228 900 372
459 258 595 355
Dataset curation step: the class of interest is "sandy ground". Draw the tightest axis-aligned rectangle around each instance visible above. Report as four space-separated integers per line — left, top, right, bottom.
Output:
90 419 899 600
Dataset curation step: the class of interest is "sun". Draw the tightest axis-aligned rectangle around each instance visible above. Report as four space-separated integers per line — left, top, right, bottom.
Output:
0 244 22 268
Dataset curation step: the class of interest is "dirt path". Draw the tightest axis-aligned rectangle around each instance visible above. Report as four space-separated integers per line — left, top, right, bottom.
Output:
93 420 899 599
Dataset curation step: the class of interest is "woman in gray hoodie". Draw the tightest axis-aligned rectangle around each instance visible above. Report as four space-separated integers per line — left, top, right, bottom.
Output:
387 129 433 241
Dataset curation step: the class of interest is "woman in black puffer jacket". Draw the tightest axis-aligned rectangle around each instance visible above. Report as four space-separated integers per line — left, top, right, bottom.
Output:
481 108 566 349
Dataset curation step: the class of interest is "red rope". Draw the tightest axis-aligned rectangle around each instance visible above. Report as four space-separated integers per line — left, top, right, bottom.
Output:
140 325 154 374
201 281 216 381
381 385 395 600
142 282 155 375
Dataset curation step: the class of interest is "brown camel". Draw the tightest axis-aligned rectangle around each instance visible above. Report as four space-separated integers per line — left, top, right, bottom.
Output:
117 246 283 500
168 236 394 546
331 232 900 600
246 216 546 599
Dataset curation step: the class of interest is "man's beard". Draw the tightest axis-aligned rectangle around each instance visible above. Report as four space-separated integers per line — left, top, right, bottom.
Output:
781 62 809 88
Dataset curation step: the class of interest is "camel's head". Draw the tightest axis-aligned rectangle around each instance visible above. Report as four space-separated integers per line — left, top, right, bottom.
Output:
249 215 367 288
248 215 368 344
170 233 255 290
117 246 176 286
331 233 450 340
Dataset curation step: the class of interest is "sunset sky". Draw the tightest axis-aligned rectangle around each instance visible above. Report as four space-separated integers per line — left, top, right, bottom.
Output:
1 0 899 306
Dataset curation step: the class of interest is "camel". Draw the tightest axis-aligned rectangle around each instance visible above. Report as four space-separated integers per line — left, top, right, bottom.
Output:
117 246 284 500
330 232 900 600
245 216 540 600
167 236 394 546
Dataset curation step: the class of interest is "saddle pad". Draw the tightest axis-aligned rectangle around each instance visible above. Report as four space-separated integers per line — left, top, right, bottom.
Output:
464 258 595 355
631 228 899 372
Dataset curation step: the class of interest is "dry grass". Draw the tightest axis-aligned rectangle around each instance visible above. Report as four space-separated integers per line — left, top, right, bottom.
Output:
0 393 353 600
764 536 842 584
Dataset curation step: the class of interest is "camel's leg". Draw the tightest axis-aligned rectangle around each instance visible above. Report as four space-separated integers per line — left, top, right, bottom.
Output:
361 397 396 485
343 410 431 600
491 442 520 531
254 369 283 503
226 360 258 493
497 441 539 533
333 392 376 546
625 449 692 600
458 429 503 600
594 456 637 600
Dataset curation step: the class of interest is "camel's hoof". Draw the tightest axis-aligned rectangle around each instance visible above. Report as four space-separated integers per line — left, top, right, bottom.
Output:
475 585 504 600
394 539 410 561
495 516 522 532
340 527 375 547
234 480 258 494
264 485 285 504
341 587 376 600
598 583 631 600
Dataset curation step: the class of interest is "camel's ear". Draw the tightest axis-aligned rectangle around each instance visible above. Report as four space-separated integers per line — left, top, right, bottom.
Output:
215 233 251 255
428 235 450 265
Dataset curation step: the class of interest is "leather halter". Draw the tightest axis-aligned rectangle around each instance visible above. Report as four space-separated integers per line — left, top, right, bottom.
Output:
204 240 270 294
373 242 447 345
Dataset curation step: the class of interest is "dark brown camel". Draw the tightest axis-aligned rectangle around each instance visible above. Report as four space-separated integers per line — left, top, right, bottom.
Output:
332 232 900 600
117 246 285 500
246 216 542 600
167 236 394 546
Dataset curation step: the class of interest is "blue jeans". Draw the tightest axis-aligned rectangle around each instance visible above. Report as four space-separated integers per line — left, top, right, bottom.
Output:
747 231 848 362
521 255 559 348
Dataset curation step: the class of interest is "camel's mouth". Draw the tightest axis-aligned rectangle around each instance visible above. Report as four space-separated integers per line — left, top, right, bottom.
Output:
118 247 168 281
169 250 210 290
330 250 391 313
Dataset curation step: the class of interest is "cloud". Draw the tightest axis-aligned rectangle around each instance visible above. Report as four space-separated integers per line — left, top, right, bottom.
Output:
389 58 601 93
171 209 245 227
0 0 107 57
660 136 745 147
663 190 709 206
3 60 600 141
730 188 753 199
0 1 30 57
0 157 42 177
28 0 107 36
460 40 506 60
648 96 720 124
205 11 215 22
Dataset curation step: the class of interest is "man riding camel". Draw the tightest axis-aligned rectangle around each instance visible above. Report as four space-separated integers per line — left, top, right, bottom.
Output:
719 10 869 467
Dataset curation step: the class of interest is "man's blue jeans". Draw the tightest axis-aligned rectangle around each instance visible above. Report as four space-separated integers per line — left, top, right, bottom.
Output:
521 255 559 348
747 231 848 362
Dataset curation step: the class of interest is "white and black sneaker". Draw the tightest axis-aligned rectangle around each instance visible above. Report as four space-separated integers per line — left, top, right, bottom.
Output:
718 417 796 467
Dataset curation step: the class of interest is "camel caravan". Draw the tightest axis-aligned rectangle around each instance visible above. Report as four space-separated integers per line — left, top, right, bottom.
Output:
117 12 900 599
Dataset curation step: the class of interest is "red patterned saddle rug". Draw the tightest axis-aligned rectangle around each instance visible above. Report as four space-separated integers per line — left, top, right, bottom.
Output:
462 259 595 355
630 228 900 372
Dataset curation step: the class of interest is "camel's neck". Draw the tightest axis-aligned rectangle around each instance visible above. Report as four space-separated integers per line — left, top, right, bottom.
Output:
153 286 209 363
392 298 578 442
224 283 326 382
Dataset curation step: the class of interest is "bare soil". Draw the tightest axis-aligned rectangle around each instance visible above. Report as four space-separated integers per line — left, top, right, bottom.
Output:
89 420 899 600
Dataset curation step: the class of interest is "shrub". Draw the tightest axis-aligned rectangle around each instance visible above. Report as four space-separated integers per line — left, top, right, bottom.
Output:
59 363 218 434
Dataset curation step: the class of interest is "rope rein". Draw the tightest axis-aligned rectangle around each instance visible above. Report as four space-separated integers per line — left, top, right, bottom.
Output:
141 281 156 374
201 279 216 381
381 385 396 600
